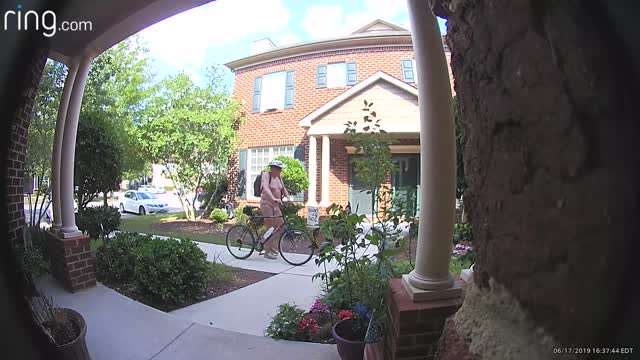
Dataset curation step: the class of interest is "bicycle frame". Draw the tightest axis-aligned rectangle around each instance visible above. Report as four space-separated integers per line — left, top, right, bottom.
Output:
247 207 290 248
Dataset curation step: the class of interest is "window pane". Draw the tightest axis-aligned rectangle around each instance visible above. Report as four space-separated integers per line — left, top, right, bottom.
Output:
412 59 418 84
260 71 286 112
326 63 346 88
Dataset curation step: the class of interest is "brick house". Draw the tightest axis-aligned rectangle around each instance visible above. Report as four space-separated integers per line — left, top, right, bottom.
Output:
226 20 453 215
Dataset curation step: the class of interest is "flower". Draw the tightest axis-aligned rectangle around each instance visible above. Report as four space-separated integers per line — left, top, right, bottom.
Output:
309 299 330 314
452 243 473 256
297 317 319 334
353 303 367 316
338 310 353 320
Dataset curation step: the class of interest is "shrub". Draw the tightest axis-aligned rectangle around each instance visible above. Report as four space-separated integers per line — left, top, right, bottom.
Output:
234 206 250 225
453 223 473 244
210 208 229 223
14 242 50 279
280 202 306 230
200 175 228 210
96 232 210 310
265 303 307 340
77 206 121 239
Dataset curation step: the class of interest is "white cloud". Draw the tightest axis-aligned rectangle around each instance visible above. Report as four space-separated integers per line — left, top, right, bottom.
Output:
273 32 302 47
301 0 408 39
140 0 290 70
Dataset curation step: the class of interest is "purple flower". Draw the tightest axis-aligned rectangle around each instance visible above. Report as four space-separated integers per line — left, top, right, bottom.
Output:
309 299 330 314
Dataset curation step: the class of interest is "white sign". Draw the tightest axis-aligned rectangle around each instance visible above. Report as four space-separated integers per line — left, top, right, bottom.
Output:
307 207 320 226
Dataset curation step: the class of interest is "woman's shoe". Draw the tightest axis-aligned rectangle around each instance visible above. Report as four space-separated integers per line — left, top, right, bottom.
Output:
264 251 278 260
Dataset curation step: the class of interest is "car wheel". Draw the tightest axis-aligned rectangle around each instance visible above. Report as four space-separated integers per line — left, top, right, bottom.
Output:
139 206 146 216
119 203 125 213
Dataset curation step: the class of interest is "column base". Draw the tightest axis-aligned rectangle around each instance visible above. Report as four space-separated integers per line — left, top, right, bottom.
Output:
45 231 96 293
402 274 463 302
60 230 84 239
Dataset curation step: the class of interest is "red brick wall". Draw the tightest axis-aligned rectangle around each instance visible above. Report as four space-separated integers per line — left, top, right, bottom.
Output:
227 44 453 206
5 48 47 246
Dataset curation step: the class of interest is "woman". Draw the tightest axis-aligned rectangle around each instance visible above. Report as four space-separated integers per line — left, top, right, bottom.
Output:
260 160 290 259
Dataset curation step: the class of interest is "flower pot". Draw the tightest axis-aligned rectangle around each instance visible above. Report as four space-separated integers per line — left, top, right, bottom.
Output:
332 319 365 360
56 308 91 360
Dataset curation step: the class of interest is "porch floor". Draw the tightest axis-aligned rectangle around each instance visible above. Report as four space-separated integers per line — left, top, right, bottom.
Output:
35 276 340 360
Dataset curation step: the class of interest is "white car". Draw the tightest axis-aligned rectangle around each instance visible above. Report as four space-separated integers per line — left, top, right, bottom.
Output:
119 191 169 215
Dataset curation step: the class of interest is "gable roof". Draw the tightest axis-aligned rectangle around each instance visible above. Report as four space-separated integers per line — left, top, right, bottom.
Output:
352 19 408 34
299 71 418 128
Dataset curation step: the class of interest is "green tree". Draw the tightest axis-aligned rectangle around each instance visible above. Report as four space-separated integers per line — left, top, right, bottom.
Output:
140 67 241 221
74 113 123 217
453 97 467 199
27 59 67 224
82 35 153 181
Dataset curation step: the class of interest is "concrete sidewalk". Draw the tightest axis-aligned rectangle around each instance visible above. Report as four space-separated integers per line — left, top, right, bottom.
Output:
36 276 339 360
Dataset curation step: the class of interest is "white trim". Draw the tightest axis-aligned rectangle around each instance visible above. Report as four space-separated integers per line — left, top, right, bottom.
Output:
352 19 408 34
346 145 420 154
300 71 418 128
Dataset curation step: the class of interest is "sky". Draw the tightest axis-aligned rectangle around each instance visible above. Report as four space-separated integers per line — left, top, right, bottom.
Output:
137 0 448 91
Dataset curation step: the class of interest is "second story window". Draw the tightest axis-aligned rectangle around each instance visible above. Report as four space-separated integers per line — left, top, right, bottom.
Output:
401 58 418 84
252 70 295 113
317 62 357 88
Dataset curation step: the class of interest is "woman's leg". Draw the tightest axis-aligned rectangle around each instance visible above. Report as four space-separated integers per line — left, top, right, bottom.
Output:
267 207 285 254
260 204 277 255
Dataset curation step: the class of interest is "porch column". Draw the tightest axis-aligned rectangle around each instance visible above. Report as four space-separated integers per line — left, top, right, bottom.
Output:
59 53 93 237
320 135 331 207
307 135 318 206
402 0 461 299
51 60 79 229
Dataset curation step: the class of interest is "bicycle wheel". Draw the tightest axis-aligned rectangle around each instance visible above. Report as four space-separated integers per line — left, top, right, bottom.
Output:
279 228 315 266
226 225 255 259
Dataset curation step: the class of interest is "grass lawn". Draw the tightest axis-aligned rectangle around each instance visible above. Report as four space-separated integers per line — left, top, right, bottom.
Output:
118 212 227 245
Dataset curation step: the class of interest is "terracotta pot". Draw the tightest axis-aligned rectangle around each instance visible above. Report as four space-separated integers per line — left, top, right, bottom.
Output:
332 319 365 360
56 308 91 360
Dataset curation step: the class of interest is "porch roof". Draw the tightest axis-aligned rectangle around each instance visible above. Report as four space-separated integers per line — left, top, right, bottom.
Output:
48 0 213 63
300 71 420 136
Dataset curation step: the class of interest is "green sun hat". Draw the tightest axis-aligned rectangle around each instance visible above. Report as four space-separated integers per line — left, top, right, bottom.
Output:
268 159 286 169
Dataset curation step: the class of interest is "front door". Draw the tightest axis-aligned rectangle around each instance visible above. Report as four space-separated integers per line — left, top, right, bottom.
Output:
392 155 420 216
348 157 374 216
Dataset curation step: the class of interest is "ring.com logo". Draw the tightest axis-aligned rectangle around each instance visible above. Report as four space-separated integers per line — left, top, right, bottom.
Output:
3 3 93 38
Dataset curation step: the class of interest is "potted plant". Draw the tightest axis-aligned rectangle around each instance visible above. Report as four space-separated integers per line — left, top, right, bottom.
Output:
31 295 91 359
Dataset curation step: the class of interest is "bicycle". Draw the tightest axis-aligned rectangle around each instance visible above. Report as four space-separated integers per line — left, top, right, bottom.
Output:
225 204 316 266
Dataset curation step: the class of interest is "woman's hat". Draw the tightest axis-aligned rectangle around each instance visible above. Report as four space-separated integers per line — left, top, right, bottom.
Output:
268 159 286 169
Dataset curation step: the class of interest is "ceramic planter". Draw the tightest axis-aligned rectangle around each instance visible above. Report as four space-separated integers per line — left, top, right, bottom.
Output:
332 319 366 360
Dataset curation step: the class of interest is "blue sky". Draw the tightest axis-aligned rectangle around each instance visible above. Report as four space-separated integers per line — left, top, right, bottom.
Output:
138 0 447 91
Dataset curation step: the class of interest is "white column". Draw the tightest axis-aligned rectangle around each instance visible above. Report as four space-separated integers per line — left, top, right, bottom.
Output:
402 0 461 300
51 60 79 229
59 53 93 238
320 135 331 207
307 136 318 206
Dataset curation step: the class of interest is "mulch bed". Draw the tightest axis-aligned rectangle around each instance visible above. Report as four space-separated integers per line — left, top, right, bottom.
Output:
100 267 274 312
151 218 235 238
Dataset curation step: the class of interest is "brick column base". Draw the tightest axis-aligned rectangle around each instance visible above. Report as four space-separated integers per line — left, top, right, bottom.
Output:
385 278 464 360
46 231 96 292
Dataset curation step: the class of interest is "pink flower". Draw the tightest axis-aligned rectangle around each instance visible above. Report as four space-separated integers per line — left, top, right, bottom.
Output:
309 299 330 314
338 310 353 320
297 317 319 334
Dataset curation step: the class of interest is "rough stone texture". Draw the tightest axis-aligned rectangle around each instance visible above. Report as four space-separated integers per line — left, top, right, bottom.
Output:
385 279 463 360
46 231 96 292
5 48 47 246
435 318 479 360
439 0 639 351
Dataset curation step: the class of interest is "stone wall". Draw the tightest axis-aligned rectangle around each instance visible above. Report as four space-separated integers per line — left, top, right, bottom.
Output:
434 0 639 357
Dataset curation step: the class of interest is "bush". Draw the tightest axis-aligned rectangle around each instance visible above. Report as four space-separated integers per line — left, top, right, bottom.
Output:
453 223 473 244
200 176 227 210
265 303 307 340
14 243 50 279
77 206 121 239
280 202 306 229
96 232 209 310
210 208 229 223
234 207 249 225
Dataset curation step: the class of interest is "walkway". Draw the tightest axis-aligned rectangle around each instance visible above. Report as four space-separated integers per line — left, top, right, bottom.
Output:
36 276 339 360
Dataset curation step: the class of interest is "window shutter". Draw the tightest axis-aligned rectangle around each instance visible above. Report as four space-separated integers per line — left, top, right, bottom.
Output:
238 149 247 199
346 62 357 85
293 145 305 202
252 76 262 113
401 59 414 83
284 70 295 109
316 65 327 88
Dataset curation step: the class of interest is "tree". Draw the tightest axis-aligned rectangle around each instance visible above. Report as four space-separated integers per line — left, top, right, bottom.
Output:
453 97 467 200
27 59 66 224
74 113 123 217
263 156 309 197
82 35 153 181
140 67 241 221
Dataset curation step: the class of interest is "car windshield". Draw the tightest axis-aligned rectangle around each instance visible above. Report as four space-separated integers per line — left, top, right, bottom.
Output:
137 192 157 200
